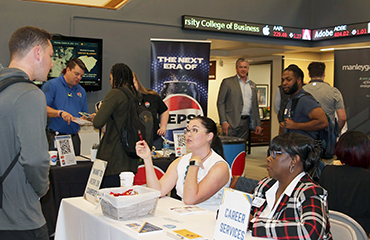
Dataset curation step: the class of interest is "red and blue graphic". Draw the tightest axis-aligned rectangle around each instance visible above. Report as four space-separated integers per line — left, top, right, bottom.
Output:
222 140 246 176
163 94 203 141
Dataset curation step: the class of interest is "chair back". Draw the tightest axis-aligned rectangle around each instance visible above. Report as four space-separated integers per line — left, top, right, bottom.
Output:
330 219 357 240
230 176 259 193
329 210 368 240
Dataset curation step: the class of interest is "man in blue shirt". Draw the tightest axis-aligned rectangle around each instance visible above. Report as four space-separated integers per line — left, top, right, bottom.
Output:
281 64 328 139
42 58 89 155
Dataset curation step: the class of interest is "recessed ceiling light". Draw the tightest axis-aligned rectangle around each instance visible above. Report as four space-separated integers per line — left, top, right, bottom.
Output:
320 48 334 51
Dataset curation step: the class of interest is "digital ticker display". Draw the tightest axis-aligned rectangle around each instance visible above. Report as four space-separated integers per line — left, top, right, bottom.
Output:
182 15 370 42
182 15 311 41
312 22 369 40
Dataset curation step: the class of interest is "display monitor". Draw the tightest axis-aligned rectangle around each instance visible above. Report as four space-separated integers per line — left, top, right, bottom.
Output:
35 34 103 92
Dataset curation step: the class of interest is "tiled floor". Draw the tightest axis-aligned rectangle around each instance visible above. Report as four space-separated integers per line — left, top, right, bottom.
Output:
243 146 269 181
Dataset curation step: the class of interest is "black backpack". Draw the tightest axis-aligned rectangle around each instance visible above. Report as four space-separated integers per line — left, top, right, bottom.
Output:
115 86 154 158
0 76 34 208
289 92 338 159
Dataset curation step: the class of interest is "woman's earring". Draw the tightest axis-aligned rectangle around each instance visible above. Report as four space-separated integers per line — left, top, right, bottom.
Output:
289 164 295 173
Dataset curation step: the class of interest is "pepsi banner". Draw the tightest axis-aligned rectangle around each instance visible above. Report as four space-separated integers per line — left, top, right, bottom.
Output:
150 39 211 141
334 49 370 135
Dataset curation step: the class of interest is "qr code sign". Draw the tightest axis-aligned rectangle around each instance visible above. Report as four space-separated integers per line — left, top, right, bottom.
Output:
173 130 187 157
59 139 72 155
176 134 186 147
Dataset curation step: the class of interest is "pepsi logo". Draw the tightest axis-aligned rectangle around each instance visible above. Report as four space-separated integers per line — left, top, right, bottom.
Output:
163 94 203 141
231 151 246 176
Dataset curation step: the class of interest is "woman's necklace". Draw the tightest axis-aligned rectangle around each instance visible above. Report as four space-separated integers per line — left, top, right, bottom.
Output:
201 150 212 162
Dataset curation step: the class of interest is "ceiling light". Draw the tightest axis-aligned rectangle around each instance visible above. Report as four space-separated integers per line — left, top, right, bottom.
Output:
320 48 334 51
22 0 130 10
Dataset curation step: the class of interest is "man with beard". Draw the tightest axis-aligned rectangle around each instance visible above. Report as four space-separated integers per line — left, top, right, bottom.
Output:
279 64 328 139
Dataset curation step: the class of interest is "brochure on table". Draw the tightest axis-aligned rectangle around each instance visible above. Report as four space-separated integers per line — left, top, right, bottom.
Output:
125 221 163 235
169 205 207 215
55 135 76 167
214 188 253 240
167 228 204 240
83 159 107 204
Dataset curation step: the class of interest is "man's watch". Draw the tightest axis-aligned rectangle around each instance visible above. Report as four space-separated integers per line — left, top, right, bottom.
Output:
189 160 200 167
58 110 64 117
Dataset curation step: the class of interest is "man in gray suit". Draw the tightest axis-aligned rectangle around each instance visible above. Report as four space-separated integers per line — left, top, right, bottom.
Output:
217 58 262 140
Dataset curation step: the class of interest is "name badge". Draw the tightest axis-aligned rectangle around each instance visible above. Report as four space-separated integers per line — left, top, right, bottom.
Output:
252 197 265 208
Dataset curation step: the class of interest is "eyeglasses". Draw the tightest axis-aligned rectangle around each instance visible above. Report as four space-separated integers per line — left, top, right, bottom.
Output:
269 150 288 159
184 128 202 135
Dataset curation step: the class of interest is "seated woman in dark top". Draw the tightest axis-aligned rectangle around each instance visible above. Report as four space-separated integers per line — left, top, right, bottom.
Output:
250 132 332 240
320 130 370 237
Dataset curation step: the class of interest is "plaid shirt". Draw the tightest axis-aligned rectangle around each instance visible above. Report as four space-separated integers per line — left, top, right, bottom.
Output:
251 174 332 240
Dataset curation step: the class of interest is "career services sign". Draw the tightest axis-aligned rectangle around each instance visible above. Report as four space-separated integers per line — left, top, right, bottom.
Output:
214 188 253 240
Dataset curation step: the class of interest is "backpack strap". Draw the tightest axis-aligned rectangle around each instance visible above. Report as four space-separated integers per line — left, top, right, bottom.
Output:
112 86 139 144
290 91 312 118
119 86 143 102
0 152 20 208
0 77 33 93
118 86 134 98
0 76 32 208
113 86 136 128
277 85 290 122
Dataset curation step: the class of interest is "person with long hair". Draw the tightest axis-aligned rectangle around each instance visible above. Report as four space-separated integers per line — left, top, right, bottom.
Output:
135 116 231 212
133 72 169 150
320 131 370 236
250 132 332 239
93 63 139 187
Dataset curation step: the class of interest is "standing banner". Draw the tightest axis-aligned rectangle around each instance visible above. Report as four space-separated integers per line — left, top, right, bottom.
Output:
150 39 211 141
334 49 370 135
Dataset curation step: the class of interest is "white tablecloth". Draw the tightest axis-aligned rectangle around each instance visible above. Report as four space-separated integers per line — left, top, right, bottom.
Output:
54 196 265 240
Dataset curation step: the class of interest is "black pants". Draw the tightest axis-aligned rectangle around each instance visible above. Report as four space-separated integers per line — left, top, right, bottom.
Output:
47 129 81 156
227 117 251 141
0 224 49 240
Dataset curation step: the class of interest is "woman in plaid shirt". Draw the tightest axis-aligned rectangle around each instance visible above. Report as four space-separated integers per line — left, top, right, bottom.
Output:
250 132 332 240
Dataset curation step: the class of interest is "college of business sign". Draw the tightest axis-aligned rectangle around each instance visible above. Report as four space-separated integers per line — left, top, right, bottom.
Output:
182 15 311 41
182 15 370 41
